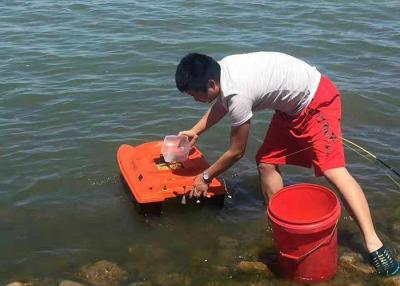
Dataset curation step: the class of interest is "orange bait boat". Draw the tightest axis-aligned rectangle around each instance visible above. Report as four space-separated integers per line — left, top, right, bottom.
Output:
117 141 226 204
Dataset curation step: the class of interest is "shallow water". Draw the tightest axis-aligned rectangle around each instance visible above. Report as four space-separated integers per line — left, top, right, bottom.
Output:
1 1 399 285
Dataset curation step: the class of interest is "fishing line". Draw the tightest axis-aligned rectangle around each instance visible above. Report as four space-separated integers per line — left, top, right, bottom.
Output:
341 137 400 178
340 137 400 188
341 139 375 163
229 145 315 179
386 173 400 188
225 136 400 189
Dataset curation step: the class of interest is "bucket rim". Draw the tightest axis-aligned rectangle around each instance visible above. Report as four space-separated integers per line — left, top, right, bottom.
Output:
268 183 340 226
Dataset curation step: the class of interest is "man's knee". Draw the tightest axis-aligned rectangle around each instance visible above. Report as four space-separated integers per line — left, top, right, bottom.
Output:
258 163 280 176
323 167 350 184
258 163 282 198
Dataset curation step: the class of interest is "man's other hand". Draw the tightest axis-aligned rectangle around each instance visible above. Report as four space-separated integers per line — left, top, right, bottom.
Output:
190 173 209 198
178 130 198 147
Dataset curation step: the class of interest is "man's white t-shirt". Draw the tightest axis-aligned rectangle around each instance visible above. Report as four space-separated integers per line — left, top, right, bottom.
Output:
216 52 321 126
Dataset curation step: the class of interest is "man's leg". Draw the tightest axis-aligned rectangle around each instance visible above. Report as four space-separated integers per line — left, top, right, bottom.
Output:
323 167 383 252
258 163 283 201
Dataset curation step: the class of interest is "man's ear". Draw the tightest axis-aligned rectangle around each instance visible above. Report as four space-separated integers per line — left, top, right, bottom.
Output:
208 80 221 95
208 79 216 89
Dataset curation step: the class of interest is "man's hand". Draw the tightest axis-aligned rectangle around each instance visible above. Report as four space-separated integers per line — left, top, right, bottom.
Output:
178 129 198 147
190 173 209 198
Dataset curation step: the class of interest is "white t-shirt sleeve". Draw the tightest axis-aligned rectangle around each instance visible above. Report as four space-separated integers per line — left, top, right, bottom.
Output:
225 94 253 126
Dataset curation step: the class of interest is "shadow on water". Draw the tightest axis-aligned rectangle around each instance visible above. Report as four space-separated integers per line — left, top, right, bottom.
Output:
258 248 280 275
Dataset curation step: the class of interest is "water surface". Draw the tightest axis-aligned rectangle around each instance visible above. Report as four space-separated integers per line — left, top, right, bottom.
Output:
1 1 399 285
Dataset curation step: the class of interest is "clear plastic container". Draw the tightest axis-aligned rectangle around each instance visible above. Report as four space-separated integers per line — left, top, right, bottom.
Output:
161 135 191 163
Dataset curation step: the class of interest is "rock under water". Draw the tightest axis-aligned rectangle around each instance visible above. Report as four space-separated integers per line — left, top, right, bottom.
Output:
78 260 128 286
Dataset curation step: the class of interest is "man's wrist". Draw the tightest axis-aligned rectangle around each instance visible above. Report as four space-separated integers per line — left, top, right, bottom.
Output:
202 170 212 184
191 128 201 137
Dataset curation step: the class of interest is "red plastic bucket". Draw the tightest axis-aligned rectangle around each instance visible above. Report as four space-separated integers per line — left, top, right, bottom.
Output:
267 183 341 283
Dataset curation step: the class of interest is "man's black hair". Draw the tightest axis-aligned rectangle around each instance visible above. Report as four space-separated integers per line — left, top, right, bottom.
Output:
175 53 221 93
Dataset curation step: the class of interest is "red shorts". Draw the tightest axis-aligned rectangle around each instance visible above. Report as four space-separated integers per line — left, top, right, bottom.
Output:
256 76 345 176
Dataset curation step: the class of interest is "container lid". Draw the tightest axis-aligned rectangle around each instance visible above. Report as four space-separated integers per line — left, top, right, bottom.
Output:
268 183 340 225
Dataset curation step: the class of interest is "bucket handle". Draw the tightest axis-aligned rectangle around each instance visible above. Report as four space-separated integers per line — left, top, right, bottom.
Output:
279 219 339 263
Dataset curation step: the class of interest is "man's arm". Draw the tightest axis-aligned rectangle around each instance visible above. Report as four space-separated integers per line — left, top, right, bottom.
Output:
207 119 251 178
192 119 251 197
192 100 228 135
179 100 227 145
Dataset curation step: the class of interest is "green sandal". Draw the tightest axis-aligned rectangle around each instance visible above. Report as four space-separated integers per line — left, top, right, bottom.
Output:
370 246 400 276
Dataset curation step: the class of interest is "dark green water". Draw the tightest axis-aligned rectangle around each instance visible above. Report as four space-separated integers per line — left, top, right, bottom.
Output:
1 1 399 285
